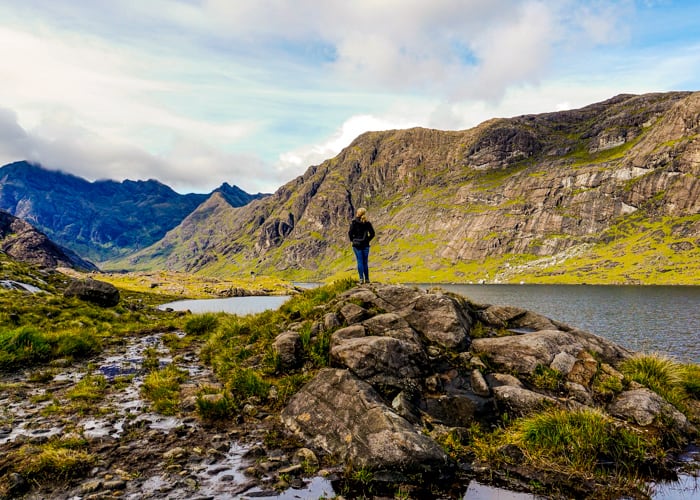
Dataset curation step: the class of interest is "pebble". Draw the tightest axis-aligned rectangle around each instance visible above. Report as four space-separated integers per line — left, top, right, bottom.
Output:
80 480 102 493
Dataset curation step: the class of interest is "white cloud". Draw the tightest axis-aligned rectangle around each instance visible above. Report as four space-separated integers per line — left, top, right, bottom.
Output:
0 0 698 198
276 114 424 180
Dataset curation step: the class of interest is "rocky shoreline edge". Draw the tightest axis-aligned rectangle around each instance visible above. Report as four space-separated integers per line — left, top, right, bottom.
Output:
1 282 698 499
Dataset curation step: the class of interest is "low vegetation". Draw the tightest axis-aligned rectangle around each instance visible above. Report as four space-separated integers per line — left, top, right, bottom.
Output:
0 262 186 371
621 353 700 417
142 364 188 415
200 278 355 409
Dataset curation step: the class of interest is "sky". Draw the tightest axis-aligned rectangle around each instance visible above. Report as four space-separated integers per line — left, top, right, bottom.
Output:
0 1 699 194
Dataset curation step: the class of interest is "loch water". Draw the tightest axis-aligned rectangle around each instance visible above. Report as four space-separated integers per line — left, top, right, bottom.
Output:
416 284 700 364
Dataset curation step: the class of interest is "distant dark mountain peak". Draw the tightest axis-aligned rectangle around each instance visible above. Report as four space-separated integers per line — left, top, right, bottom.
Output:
0 162 261 262
214 182 268 207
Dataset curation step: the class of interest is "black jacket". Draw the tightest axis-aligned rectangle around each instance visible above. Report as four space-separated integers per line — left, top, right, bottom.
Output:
348 218 375 249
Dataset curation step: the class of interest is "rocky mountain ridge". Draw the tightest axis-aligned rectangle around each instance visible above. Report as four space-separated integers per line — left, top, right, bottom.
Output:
0 161 266 263
118 91 700 284
0 210 96 270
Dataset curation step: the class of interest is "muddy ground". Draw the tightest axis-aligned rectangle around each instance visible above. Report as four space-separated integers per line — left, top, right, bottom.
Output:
0 330 340 499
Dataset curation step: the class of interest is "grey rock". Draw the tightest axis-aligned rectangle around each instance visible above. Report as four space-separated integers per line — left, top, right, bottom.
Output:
493 385 558 416
608 388 697 435
330 324 366 348
281 368 451 473
273 331 303 370
471 329 631 376
550 351 577 375
400 293 471 350
331 336 428 391
339 303 370 324
485 373 524 389
323 312 341 331
362 313 420 343
470 369 491 397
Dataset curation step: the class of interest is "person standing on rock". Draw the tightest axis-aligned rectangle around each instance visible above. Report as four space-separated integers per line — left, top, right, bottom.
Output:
348 207 375 284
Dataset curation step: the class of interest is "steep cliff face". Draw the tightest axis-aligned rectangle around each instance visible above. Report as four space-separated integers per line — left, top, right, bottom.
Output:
117 91 700 283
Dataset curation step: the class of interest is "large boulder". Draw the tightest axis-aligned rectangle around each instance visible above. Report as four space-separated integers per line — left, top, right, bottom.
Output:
399 293 472 350
331 336 428 392
281 368 452 474
63 278 120 307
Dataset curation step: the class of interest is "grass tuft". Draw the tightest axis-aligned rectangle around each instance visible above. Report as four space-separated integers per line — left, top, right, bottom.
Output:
142 364 188 415
620 353 691 411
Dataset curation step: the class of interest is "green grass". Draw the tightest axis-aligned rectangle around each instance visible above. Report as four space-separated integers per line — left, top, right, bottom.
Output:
67 373 107 401
198 279 354 410
196 387 237 421
0 260 188 371
0 437 95 491
516 408 657 473
620 353 698 414
472 406 664 495
141 364 188 415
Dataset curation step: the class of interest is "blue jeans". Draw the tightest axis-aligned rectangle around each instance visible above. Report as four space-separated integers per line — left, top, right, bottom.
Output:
353 246 370 282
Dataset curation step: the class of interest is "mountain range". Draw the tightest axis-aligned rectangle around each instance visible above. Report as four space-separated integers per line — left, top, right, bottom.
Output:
113 91 700 284
0 209 96 270
0 161 266 263
1 91 699 284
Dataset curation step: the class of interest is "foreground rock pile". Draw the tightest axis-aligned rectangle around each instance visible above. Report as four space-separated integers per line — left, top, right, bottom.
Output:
279 283 698 492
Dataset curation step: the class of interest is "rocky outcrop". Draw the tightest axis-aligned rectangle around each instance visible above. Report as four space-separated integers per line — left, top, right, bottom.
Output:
0 210 97 270
279 284 697 486
281 368 451 476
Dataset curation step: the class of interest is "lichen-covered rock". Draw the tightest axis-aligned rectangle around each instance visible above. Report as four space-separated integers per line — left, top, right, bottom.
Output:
339 303 370 324
280 368 452 473
331 336 428 391
493 385 558 416
362 313 420 343
608 388 697 435
273 331 303 370
471 329 631 375
400 293 471 350
330 324 366 347
477 305 560 332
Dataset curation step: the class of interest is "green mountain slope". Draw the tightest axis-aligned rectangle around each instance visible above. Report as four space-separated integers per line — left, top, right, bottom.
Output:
108 91 700 284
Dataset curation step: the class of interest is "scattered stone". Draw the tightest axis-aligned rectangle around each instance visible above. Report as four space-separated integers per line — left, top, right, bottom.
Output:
163 447 187 460
470 369 491 397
